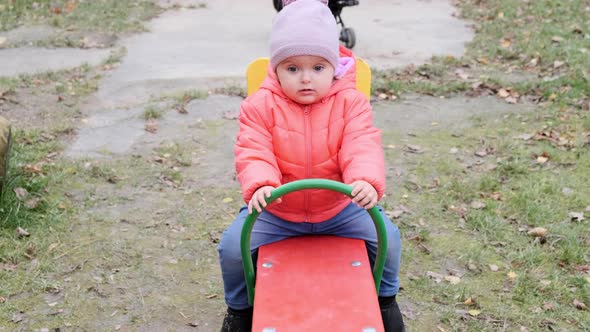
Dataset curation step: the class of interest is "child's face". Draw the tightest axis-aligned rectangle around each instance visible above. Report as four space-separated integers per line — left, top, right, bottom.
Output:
276 55 335 105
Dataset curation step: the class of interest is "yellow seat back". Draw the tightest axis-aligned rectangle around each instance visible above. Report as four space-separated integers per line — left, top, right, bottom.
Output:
246 57 371 100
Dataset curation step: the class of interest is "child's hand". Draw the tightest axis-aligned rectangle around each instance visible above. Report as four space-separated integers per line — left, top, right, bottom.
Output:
349 180 378 209
248 186 282 214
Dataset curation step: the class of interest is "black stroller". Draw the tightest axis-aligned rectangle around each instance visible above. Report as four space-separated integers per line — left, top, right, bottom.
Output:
273 0 359 49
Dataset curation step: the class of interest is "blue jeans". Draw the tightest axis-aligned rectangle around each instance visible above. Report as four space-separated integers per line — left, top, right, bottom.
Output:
217 202 402 310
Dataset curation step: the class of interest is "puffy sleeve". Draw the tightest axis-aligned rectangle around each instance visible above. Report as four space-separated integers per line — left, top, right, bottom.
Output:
338 94 386 198
234 100 282 203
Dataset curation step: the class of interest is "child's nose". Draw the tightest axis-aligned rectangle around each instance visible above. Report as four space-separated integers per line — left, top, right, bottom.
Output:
300 70 311 83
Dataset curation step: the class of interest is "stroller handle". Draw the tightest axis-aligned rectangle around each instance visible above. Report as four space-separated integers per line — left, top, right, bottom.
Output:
240 178 388 306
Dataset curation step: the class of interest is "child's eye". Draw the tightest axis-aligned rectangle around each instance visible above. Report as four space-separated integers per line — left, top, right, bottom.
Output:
287 66 298 73
314 65 324 72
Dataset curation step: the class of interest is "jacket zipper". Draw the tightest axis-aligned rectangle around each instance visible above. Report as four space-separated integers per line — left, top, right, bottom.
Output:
304 105 311 222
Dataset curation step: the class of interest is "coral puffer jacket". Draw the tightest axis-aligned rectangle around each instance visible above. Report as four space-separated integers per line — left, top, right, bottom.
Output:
235 46 385 222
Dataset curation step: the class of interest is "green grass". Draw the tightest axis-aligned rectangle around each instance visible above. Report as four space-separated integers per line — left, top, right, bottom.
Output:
372 9 590 328
373 0 589 111
0 130 72 313
384 110 590 329
142 105 163 120
0 0 162 33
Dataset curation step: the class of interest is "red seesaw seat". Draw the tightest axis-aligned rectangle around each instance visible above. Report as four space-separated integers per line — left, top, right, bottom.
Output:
252 235 384 332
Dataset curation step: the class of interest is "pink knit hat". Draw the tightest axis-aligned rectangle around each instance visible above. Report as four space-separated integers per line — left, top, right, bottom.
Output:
270 0 339 71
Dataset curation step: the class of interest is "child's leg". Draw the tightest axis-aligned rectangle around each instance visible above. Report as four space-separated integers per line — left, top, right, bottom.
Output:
313 202 402 297
217 206 310 310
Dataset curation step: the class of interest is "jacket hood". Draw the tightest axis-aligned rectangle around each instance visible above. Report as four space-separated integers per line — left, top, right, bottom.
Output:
260 45 357 103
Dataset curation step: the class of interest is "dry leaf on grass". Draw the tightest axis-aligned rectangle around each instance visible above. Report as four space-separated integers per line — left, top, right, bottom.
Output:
527 227 547 238
573 299 587 310
14 187 29 200
145 120 158 133
444 275 461 285
17 227 30 238
470 201 486 210
404 144 424 154
468 309 481 317
569 212 585 222
25 198 41 209
386 209 404 219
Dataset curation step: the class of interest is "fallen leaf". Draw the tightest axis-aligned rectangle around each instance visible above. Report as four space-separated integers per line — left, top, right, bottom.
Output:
468 309 481 316
426 271 444 283
477 57 489 65
23 163 44 174
569 212 585 222
464 297 475 306
48 243 59 252
474 149 487 157
449 147 458 154
454 69 469 80
514 133 534 140
500 38 512 48
187 321 199 327
205 294 218 299
498 88 511 98
470 201 486 210
573 299 586 310
489 264 499 272
585 276 590 284
543 302 555 311
540 280 551 287
65 0 77 13
505 96 518 104
387 210 404 219
11 312 25 323
13 187 29 200
50 5 62 14
536 156 549 164
25 198 41 209
0 296 5 303
404 144 424 154
528 227 547 237
444 275 461 285
222 197 234 203
145 120 158 133
507 271 517 280
553 60 565 69
551 36 564 43
16 227 30 238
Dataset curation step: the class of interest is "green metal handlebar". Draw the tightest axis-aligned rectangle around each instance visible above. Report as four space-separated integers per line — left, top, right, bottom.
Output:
240 179 388 306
